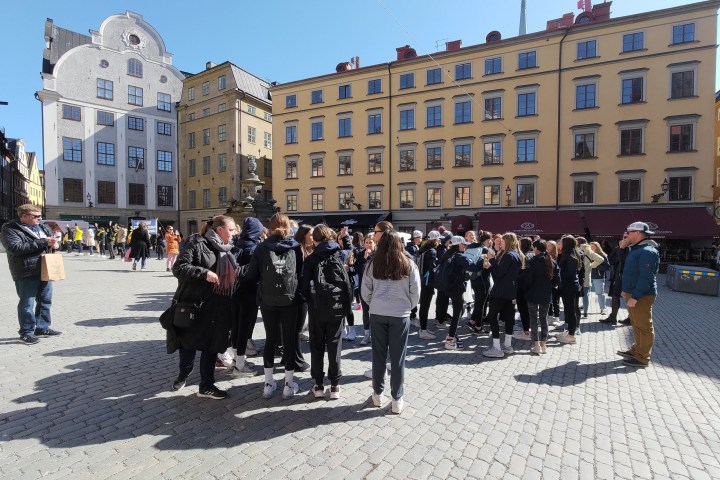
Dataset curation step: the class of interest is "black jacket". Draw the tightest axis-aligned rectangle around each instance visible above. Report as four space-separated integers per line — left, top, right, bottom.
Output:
246 234 303 307
130 228 150 258
418 244 439 288
521 253 561 304
300 241 352 318
166 234 232 354
232 217 264 304
608 247 628 296
0 220 54 281
558 253 581 294
487 250 522 301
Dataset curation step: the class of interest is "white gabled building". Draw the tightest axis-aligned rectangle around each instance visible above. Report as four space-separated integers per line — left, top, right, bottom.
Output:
37 11 185 227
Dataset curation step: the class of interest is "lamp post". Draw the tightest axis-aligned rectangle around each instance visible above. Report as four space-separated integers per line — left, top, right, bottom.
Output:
86 192 93 208
505 185 512 207
651 178 670 203
346 193 362 210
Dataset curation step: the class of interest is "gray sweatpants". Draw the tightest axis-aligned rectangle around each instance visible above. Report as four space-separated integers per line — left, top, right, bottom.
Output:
370 313 409 401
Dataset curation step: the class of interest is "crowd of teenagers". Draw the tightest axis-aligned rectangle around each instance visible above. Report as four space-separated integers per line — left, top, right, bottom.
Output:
162 213 657 413
53 222 184 272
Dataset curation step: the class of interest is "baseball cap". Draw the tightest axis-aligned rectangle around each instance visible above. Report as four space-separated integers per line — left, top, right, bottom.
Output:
412 230 423 238
437 226 446 234
626 222 654 235
450 235 470 246
427 230 441 240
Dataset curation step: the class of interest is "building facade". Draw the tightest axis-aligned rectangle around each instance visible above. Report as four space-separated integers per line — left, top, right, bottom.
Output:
177 61 273 234
6 139 44 213
36 12 184 227
271 1 720 242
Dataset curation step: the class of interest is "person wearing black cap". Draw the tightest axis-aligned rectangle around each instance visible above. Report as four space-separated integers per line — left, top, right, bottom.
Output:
618 222 659 368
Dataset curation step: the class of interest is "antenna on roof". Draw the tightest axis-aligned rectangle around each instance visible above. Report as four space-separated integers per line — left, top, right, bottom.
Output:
434 38 449 52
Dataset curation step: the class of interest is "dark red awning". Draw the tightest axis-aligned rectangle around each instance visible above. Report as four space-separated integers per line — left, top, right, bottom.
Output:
582 207 720 239
474 210 587 238
450 215 473 233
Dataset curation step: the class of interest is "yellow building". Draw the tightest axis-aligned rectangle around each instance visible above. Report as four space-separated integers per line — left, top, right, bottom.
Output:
26 152 45 210
178 61 273 234
272 1 720 246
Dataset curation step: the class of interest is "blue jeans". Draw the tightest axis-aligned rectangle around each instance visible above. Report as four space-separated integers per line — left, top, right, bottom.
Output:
370 314 409 401
592 278 606 311
581 286 590 317
15 276 53 337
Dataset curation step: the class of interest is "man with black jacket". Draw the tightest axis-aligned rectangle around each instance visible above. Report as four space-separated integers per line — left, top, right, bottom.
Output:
0 204 61 344
601 234 630 325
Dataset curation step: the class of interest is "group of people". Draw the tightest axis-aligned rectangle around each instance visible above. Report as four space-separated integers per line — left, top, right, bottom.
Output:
161 212 659 413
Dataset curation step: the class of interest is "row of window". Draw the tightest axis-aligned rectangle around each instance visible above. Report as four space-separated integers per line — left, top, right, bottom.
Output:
62 105 173 134
90 79 173 110
187 155 272 178
283 121 696 180
283 175 693 212
185 103 272 123
285 68 696 144
285 23 697 109
187 75 227 101
185 187 271 209
62 178 173 206
61 137 173 171
187 125 271 149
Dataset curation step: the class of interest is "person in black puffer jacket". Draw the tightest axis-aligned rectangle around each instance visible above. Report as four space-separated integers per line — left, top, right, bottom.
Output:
556 236 582 344
416 231 441 340
167 215 238 400
521 240 560 355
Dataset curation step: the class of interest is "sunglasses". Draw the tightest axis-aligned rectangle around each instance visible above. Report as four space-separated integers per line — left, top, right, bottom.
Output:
26 214 42 219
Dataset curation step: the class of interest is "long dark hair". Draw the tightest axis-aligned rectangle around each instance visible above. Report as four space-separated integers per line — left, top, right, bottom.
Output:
533 239 554 280
560 235 580 269
371 230 410 280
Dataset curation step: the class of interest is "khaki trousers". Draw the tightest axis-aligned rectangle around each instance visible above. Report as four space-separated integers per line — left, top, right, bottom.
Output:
622 293 656 365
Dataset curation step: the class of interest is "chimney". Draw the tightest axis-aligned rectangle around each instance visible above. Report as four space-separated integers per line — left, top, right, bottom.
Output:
446 40 462 52
205 61 215 70
592 1 612 22
395 45 417 61
546 13 574 31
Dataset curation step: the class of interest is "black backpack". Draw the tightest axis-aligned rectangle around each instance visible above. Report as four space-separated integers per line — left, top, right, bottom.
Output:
260 248 298 307
597 255 611 274
314 252 353 312
433 255 456 292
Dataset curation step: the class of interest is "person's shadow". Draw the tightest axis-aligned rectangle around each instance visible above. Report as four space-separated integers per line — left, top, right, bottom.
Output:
514 360 633 386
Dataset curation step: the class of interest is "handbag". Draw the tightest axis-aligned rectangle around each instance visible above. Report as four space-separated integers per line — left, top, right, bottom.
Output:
172 301 204 328
124 247 132 262
40 253 65 281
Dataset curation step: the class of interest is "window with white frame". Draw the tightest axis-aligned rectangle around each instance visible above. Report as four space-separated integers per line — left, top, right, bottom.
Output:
575 78 598 109
310 119 324 141
619 68 647 104
203 128 211 145
483 183 501 206
455 63 472 80
623 32 644 52
426 100 443 127
285 122 298 144
672 23 695 44
482 135 504 165
618 120 647 155
669 62 698 99
577 39 597 59
368 111 382 134
426 186 442 208
339 191 353 210
515 132 538 162
338 153 352 175
311 192 324 210
248 126 256 144
399 106 415 130
218 75 226 90
426 144 443 169
454 100 472 124
286 193 298 212
454 143 472 167
572 125 599 159
264 131 272 148
188 87 195 101
399 188 415 208
311 89 323 104
218 124 227 142
368 190 382 210
218 103 226 112
484 95 502 120
338 113 352 137
368 151 382 173
399 145 416 171
311 156 324 177
247 105 256 115
285 156 298 179
454 185 471 207
201 82 209 96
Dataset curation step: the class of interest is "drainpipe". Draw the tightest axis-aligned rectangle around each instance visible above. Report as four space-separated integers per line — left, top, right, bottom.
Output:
555 26 571 211
34 92 46 217
387 63 393 221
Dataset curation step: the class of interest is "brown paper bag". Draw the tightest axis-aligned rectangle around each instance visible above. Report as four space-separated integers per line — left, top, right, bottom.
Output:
41 253 65 281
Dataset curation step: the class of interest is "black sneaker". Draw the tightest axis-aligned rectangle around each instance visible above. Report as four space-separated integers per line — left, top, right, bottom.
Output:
34 328 62 337
20 334 40 345
619 318 631 326
197 386 228 400
623 357 648 368
599 317 617 325
616 350 633 359
295 361 310 373
172 373 190 391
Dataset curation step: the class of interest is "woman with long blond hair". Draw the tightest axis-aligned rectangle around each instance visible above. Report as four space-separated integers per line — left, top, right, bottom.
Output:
482 232 524 358
361 230 420 414
589 241 609 315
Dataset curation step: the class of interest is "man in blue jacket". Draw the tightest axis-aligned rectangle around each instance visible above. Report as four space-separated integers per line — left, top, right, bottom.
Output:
0 204 61 344
619 222 660 368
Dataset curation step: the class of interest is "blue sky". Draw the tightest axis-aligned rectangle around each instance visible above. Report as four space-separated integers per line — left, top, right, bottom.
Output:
0 0 713 167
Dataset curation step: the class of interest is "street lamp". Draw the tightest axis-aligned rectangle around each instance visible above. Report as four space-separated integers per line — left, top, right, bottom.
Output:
345 193 362 210
651 178 670 203
87 192 93 208
505 185 512 207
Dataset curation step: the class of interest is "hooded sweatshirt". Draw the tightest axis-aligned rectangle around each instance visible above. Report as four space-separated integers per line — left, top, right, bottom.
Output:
233 217 265 266
300 241 352 314
246 234 302 307
622 238 660 300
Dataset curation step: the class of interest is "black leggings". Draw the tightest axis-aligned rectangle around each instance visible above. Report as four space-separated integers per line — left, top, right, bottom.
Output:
549 289 561 317
435 290 464 338
470 282 488 323
260 304 298 370
418 285 435 330
486 297 515 339
309 314 343 386
561 291 580 335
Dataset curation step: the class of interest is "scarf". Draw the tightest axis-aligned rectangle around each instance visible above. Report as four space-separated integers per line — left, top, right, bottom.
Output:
204 228 237 296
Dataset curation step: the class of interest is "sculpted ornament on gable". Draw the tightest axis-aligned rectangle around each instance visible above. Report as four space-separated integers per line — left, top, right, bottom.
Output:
121 31 146 50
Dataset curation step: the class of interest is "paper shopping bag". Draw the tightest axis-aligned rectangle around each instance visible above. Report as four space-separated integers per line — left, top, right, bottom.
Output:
41 253 66 281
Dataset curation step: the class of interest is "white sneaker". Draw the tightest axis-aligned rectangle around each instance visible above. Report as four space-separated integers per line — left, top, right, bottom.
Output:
444 337 462 350
232 362 257 377
419 329 436 340
530 344 542 355
391 397 404 414
300 332 310 342
346 327 356 341
217 351 234 368
512 331 531 341
556 332 577 344
262 381 277 399
312 385 325 399
372 392 385 407
245 340 259 357
410 318 421 328
364 368 373 379
329 385 341 400
282 381 299 399
502 344 514 354
483 347 505 358
360 333 371 345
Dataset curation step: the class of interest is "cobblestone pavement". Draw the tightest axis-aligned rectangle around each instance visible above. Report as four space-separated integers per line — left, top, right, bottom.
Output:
0 253 719 479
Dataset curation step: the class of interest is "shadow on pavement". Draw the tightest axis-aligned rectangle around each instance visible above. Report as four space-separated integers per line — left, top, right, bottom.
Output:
75 316 159 327
3 340 383 450
514 360 633 386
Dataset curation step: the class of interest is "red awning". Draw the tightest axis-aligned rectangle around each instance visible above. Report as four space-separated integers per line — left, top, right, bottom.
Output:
450 215 473 233
475 210 587 238
582 207 720 239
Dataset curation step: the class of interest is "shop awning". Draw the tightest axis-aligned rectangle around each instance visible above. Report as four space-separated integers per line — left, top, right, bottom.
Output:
474 210 587 238
288 212 389 229
582 206 720 239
